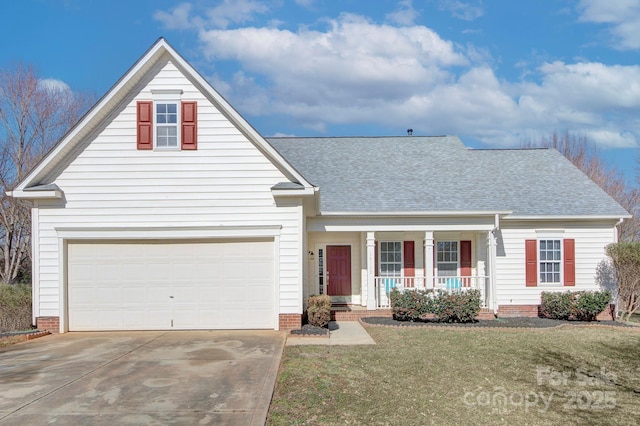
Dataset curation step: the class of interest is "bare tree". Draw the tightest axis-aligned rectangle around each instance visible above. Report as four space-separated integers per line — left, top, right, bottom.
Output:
0 63 91 284
524 131 639 242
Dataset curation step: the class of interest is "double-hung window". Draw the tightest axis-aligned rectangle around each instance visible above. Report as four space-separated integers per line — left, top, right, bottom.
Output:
155 102 179 148
436 241 458 277
379 241 402 277
539 239 561 284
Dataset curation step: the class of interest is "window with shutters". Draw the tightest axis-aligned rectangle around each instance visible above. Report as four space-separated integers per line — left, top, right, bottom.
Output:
155 102 179 148
539 239 561 284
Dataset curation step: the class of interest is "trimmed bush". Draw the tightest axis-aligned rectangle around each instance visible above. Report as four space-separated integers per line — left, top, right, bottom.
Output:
575 291 611 321
540 292 574 320
390 289 434 321
306 294 331 328
432 289 482 323
0 284 32 332
540 290 611 321
390 288 481 323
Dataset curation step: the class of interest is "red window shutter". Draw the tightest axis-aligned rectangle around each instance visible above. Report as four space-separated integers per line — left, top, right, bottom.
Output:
563 239 575 286
460 240 472 287
403 241 415 277
525 240 537 287
137 101 153 150
181 101 197 150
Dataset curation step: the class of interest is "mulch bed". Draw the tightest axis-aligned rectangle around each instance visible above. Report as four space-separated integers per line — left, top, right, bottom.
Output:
361 316 634 329
289 324 330 337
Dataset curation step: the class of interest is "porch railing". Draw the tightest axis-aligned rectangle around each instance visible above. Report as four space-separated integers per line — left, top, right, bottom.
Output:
375 276 488 308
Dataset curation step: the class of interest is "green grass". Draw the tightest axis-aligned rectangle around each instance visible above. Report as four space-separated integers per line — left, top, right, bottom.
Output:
268 325 640 425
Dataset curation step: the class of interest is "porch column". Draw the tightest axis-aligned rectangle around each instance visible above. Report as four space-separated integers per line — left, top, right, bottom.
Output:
486 230 497 311
424 232 434 289
366 232 377 310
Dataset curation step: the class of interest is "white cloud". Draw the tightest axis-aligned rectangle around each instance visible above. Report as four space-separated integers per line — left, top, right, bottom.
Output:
155 6 640 149
386 0 419 26
577 0 640 49
206 0 269 29
154 0 269 30
37 78 71 94
153 3 195 30
437 0 485 21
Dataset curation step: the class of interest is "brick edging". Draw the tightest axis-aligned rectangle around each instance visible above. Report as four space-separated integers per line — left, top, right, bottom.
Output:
288 330 330 338
0 330 51 344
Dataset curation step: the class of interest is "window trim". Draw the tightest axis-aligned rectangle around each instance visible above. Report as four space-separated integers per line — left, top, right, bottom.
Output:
378 241 403 277
151 89 183 150
538 238 563 285
435 240 459 277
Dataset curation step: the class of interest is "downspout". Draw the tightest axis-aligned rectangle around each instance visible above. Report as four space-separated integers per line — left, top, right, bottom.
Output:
491 214 499 315
614 218 624 243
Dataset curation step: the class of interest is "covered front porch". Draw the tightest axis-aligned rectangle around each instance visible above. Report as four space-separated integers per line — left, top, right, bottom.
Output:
306 214 501 312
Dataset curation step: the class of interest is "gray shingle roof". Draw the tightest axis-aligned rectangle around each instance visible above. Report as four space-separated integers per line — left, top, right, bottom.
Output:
267 136 629 217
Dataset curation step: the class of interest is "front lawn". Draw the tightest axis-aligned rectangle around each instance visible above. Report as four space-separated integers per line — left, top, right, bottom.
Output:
268 324 640 425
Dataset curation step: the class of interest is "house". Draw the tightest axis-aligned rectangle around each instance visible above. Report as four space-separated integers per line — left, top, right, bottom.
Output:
10 38 629 333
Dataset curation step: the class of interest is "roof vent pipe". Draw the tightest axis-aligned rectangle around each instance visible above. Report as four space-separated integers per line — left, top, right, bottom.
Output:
407 128 413 136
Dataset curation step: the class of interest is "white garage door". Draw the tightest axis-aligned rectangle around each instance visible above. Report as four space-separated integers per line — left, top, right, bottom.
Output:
67 240 274 331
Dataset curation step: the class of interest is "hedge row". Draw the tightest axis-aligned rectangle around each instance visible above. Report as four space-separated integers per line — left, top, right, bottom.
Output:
0 284 32 332
540 290 611 321
390 288 481 323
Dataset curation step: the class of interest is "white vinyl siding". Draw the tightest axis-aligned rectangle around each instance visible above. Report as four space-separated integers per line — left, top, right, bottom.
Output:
494 221 618 305
33 59 303 322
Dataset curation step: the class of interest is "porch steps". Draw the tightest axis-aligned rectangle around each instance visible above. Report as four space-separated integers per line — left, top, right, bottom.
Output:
331 306 392 321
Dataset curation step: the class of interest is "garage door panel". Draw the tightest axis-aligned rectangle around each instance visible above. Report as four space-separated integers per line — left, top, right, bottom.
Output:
68 240 275 331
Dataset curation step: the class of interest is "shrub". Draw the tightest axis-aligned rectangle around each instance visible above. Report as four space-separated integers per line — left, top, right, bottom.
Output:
540 290 611 321
540 292 575 320
575 290 612 321
0 284 32 332
432 289 482 323
306 294 331 328
390 288 481 323
390 288 433 321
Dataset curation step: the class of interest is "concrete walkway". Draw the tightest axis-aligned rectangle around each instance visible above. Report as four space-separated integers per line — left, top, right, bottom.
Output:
286 321 375 346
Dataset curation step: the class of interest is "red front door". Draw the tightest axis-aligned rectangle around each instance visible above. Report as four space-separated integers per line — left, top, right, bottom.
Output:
326 245 351 296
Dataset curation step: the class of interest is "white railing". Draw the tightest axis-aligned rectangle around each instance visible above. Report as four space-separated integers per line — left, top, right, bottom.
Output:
375 276 488 308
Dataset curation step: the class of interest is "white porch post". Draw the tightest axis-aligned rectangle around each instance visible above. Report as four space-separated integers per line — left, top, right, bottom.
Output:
366 232 377 310
487 230 498 312
424 232 434 289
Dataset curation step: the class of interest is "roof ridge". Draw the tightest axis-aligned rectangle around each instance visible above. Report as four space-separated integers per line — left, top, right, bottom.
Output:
266 135 452 139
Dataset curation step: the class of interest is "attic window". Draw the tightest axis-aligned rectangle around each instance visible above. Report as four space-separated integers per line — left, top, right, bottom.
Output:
156 103 178 148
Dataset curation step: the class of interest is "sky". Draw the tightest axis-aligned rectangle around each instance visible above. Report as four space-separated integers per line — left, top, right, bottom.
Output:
2 0 640 181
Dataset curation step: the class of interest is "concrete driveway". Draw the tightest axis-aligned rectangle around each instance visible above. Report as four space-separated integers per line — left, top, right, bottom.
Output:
0 330 285 425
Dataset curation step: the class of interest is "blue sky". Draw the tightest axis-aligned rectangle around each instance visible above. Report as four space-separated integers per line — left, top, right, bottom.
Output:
2 0 640 180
